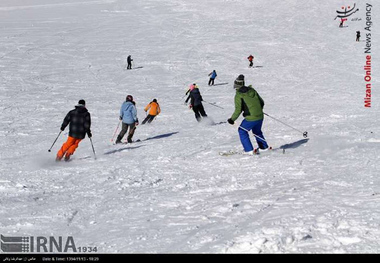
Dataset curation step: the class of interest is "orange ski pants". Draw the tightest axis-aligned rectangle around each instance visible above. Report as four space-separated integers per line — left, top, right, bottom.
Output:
57 136 82 160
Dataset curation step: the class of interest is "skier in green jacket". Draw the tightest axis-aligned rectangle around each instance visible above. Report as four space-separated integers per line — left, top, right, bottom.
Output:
227 74 269 155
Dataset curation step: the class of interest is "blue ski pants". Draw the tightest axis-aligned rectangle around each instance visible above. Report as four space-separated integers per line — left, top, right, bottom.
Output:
238 119 268 152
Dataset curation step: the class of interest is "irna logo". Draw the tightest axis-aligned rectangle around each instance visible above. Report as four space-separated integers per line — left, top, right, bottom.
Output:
1 234 77 253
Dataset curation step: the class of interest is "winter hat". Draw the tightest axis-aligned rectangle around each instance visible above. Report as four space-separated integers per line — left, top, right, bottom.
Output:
77 99 86 106
234 75 245 89
126 95 133 101
153 99 157 103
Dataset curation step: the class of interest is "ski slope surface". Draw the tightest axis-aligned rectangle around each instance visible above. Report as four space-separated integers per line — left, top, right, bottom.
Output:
0 0 379 253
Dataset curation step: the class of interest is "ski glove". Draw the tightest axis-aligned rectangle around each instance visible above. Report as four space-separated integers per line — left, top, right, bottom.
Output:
227 118 234 125
87 131 92 138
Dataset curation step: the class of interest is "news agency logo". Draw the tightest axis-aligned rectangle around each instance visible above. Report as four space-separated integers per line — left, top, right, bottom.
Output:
0 235 30 253
334 3 360 27
1 234 98 253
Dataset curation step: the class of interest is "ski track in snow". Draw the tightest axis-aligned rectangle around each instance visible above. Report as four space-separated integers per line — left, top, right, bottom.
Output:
1 0 380 254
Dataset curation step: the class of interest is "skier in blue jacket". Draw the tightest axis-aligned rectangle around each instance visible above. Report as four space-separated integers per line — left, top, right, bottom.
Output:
116 95 139 144
208 70 217 86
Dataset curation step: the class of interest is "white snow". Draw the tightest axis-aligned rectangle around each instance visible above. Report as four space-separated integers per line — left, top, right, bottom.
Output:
0 0 379 254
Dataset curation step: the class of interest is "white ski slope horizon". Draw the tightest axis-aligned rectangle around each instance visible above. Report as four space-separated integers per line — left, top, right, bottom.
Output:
0 0 379 254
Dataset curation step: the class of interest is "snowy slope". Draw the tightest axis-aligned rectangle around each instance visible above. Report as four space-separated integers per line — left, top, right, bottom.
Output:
0 0 379 253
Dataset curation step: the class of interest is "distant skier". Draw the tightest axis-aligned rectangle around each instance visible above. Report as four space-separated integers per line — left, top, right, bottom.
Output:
127 55 133 70
247 55 254 68
356 31 361 41
116 95 139 144
227 74 269 155
142 99 161 124
208 70 217 86
56 100 92 161
186 85 208 122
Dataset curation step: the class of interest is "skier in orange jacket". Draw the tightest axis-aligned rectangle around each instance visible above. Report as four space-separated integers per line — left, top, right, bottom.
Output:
142 99 161 124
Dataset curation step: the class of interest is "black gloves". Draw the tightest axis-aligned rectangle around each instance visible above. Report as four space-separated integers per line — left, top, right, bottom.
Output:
227 118 234 125
87 131 92 138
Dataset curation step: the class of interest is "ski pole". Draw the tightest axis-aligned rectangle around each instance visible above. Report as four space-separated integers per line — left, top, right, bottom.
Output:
203 101 224 109
238 125 269 144
48 131 62 152
182 89 191 99
90 137 97 160
264 113 308 138
111 120 121 142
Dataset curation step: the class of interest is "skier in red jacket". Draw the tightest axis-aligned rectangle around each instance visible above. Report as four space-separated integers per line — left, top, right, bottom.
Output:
247 55 254 68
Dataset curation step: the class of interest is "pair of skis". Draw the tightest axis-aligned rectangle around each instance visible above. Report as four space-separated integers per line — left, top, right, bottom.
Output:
219 147 274 156
113 139 141 145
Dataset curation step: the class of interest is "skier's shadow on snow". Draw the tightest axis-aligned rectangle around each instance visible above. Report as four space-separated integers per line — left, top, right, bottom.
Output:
213 121 227 126
213 82 229 86
78 156 92 160
104 145 145 155
279 138 309 150
143 131 179 141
